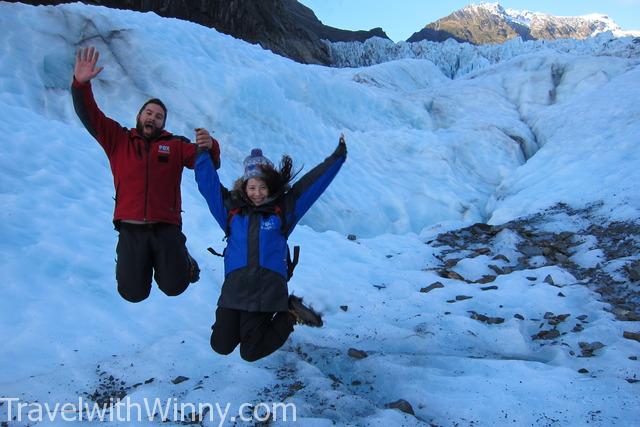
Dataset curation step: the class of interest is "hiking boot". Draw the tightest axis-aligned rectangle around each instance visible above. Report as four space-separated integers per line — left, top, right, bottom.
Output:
288 295 323 327
187 252 200 283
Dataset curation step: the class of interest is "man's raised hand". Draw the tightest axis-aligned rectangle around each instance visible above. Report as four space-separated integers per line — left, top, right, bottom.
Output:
74 46 104 84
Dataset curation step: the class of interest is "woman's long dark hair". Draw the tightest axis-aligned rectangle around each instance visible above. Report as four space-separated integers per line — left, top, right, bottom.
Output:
260 155 298 198
237 155 300 201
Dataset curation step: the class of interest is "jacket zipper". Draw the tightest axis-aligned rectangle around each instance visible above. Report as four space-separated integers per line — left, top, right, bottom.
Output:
173 186 178 212
143 140 150 221
248 212 262 310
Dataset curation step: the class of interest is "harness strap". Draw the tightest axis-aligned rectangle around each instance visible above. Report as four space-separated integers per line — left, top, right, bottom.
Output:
207 247 225 257
225 207 242 237
288 245 300 280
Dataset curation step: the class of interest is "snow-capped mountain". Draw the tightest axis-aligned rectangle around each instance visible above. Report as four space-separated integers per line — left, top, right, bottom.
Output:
407 2 625 44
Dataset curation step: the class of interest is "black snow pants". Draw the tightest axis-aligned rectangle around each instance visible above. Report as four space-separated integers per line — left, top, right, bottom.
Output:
210 307 295 362
115 222 193 302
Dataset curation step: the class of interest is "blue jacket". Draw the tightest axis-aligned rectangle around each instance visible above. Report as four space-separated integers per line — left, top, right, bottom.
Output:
195 142 346 312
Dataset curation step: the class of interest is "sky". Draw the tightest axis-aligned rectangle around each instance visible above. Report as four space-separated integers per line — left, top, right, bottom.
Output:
1 2 639 426
299 0 640 41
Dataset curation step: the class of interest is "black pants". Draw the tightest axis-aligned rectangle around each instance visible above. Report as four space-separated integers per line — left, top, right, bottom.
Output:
211 307 295 362
115 222 192 302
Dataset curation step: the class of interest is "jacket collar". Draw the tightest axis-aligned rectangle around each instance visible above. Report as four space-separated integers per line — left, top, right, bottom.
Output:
130 128 173 142
230 190 281 214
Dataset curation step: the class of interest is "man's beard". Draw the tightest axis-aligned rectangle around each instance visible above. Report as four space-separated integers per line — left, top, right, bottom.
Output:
136 120 162 140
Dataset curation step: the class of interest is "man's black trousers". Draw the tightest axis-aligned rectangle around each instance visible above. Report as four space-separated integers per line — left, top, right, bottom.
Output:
116 222 192 302
211 307 295 362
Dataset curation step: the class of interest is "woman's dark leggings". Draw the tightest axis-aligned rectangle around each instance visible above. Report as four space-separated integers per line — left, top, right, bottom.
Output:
211 307 295 362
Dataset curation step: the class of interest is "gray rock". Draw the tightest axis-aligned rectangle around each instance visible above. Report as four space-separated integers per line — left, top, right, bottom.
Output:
469 311 504 324
420 282 445 293
470 223 495 235
623 331 640 343
544 313 570 325
474 247 492 256
613 308 640 321
520 245 544 257
172 376 189 385
444 258 461 268
579 341 605 357
488 264 504 275
532 329 560 340
385 399 415 416
439 269 466 281
558 232 574 241
625 264 640 282
542 246 554 257
551 314 571 325
475 275 496 284
347 348 368 359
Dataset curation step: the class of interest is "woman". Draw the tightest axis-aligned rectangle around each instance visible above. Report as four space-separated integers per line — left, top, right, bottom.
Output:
195 134 347 362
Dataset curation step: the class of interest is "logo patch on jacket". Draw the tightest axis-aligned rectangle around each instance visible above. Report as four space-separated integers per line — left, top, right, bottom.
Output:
158 144 170 163
262 217 277 230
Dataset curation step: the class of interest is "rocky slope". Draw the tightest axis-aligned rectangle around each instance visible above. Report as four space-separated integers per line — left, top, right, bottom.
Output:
9 0 388 65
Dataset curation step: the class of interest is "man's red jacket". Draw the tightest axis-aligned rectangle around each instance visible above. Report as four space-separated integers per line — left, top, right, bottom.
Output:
71 78 220 226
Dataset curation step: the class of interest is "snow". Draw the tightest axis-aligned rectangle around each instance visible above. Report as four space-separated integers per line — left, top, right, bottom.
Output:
328 32 640 76
0 2 639 426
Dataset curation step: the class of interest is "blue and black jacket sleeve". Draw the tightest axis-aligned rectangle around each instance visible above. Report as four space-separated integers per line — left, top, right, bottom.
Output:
195 150 230 231
282 141 347 234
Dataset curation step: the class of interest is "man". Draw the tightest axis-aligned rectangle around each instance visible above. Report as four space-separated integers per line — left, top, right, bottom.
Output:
71 46 220 302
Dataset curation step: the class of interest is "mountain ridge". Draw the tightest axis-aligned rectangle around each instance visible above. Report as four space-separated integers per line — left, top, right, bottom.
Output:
407 2 623 44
